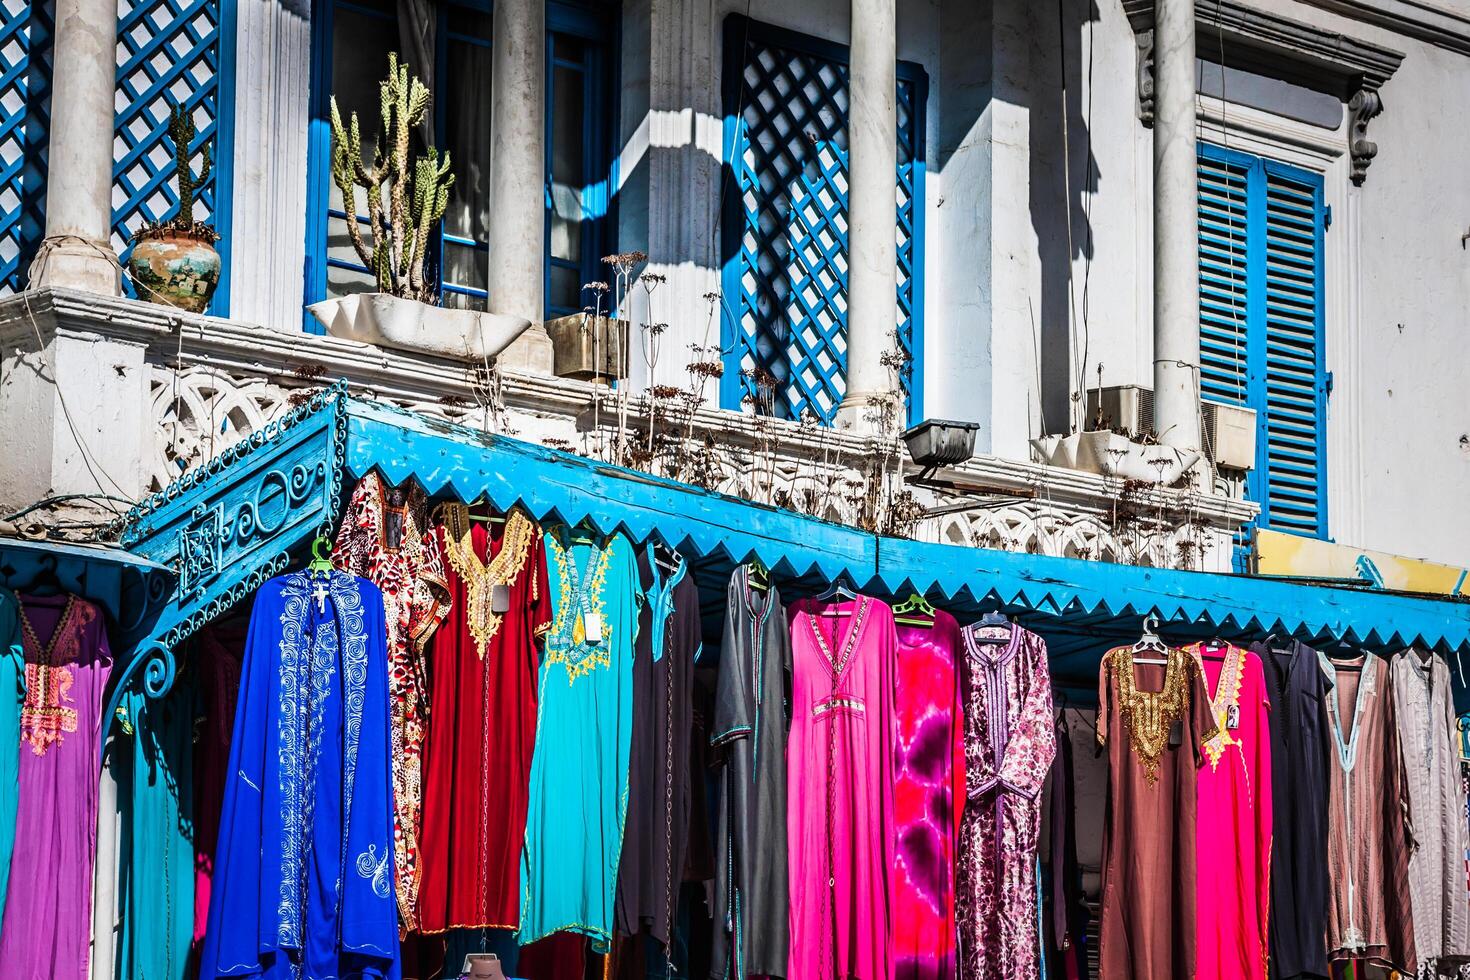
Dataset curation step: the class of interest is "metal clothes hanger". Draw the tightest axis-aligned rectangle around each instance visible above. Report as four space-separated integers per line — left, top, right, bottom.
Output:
1132 613 1170 666
969 606 1013 644
813 573 859 614
892 592 937 628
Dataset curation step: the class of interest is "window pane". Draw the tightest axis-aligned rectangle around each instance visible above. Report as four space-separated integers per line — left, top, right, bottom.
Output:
442 240 486 294
447 5 493 40
327 262 378 296
331 6 398 155
549 264 580 314
443 35 492 248
549 63 585 264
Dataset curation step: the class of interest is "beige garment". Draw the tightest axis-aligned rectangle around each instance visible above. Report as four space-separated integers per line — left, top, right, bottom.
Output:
1319 652 1418 974
1391 648 1470 977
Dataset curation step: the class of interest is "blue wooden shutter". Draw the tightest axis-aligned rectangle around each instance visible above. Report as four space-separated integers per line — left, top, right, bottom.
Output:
1259 161 1327 537
0 0 53 295
1197 149 1251 407
1197 143 1327 540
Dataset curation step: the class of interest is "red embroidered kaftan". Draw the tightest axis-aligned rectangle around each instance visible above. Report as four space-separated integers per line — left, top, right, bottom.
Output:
416 505 551 933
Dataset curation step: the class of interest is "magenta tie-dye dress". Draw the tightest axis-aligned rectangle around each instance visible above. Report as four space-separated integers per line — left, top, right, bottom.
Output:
893 610 965 980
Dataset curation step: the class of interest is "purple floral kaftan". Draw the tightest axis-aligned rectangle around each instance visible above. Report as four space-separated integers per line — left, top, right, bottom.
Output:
955 622 1056 980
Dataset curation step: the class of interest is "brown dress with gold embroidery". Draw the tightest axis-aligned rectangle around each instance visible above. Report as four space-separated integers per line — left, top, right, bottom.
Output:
1096 644 1217 980
415 505 551 934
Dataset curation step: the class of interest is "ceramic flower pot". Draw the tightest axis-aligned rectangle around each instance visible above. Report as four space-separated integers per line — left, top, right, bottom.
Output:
127 230 221 314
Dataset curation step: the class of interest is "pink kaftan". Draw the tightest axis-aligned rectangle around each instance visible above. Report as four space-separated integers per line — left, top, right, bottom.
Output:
787 594 898 980
1190 642 1273 980
893 611 965 980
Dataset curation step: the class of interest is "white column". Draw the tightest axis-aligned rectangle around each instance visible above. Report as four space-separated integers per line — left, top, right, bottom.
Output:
834 0 899 431
488 0 553 373
30 0 122 296
1151 0 1200 450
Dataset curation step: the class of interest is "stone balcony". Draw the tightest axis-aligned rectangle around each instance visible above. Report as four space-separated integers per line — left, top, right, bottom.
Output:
0 288 1256 571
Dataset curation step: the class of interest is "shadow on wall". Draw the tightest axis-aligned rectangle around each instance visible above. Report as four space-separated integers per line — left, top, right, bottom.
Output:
1030 0 1100 439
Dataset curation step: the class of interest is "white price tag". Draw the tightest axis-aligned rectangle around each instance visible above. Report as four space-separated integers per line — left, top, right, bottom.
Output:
583 612 604 644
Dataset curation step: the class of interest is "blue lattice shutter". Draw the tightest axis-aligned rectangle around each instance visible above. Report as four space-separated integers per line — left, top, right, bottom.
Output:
1197 143 1327 541
0 0 53 295
1259 163 1326 537
721 16 926 424
113 0 234 313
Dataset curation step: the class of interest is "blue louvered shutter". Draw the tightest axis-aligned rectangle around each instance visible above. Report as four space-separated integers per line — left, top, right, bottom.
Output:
1197 144 1327 540
1259 163 1326 536
1197 151 1251 406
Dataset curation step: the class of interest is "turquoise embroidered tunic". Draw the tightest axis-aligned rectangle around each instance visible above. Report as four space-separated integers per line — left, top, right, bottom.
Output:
519 528 641 949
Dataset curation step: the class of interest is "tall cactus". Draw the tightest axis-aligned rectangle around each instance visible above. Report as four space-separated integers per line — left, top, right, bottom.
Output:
166 104 213 234
329 53 455 302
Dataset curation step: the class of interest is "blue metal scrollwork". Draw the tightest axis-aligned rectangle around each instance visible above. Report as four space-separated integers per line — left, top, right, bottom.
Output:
103 381 348 760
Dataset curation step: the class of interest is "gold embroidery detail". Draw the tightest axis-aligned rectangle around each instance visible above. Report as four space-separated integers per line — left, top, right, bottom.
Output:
439 504 536 660
1188 642 1244 770
545 533 614 684
1107 644 1196 786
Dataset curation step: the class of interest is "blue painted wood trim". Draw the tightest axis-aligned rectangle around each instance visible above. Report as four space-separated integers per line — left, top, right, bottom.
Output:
905 61 929 425
302 0 335 333
211 0 237 317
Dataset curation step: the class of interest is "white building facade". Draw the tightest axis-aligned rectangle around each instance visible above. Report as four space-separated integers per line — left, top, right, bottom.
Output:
2 0 1468 578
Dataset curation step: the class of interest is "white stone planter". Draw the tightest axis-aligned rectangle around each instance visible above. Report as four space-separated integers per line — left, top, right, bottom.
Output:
1036 431 1201 484
307 293 531 361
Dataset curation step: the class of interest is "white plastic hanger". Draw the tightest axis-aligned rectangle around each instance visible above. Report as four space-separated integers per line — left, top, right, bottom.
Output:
1132 613 1170 665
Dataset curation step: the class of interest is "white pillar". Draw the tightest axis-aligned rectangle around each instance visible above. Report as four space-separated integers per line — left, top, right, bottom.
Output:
89 742 120 980
30 0 122 296
834 0 899 431
488 0 553 374
1151 0 1200 450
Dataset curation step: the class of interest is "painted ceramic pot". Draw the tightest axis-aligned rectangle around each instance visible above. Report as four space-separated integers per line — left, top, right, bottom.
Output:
127 230 221 313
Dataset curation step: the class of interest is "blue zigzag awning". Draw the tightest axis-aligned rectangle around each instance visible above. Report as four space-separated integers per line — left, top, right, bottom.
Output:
347 398 1470 686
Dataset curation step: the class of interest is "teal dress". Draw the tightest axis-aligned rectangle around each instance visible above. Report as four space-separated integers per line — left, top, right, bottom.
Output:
519 528 641 949
0 588 21 937
115 682 195 980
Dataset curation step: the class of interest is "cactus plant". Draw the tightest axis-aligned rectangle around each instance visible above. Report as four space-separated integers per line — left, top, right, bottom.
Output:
126 101 222 312
330 53 455 303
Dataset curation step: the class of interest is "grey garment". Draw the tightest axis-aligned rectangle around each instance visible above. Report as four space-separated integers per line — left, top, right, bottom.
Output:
710 566 790 979
1390 648 1470 977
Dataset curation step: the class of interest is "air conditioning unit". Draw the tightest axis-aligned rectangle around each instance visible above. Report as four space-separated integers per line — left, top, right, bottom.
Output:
1085 385 1256 472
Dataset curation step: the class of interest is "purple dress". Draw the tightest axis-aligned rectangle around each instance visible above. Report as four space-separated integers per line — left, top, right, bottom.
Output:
955 622 1056 980
0 594 113 978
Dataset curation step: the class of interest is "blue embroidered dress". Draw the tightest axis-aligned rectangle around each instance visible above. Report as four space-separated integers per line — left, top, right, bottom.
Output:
198 570 400 980
519 528 641 949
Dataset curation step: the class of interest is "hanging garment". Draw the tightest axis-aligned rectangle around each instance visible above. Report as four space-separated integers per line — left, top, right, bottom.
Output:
787 594 898 980
1317 652 1417 975
417 504 551 935
519 527 641 949
0 593 113 979
1044 714 1089 980
955 622 1057 980
1096 643 1216 980
190 625 246 970
1188 643 1272 980
710 566 790 980
616 544 702 948
116 680 195 980
0 587 21 943
1253 639 1332 980
197 570 400 980
1390 648 1470 977
334 471 452 922
892 609 964 980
